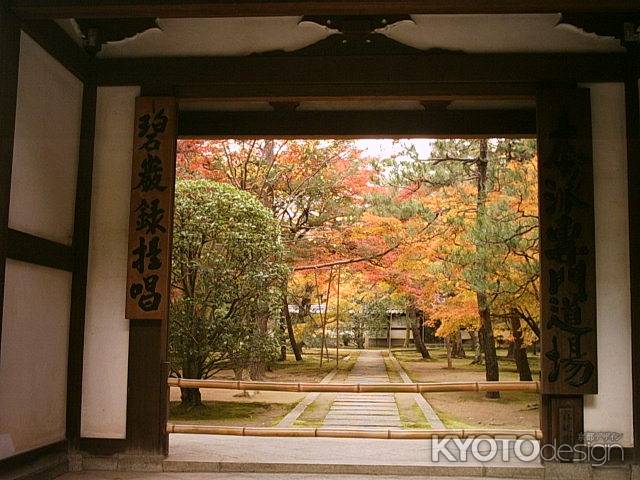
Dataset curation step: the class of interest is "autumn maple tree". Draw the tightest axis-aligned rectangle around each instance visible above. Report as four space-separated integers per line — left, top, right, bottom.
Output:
378 139 539 395
177 139 370 361
172 137 540 394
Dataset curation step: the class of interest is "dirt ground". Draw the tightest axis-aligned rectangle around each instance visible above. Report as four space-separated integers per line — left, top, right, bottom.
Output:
393 348 540 430
170 350 358 426
170 349 353 404
169 400 297 427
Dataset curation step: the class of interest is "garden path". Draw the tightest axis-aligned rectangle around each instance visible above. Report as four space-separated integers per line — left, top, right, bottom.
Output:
321 350 401 429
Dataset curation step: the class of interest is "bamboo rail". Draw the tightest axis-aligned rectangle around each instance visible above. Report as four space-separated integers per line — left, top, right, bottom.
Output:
167 377 540 393
167 423 543 440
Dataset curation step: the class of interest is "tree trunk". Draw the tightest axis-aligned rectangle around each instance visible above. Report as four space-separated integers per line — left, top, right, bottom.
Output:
478 294 500 399
180 387 202 407
250 317 269 380
278 316 287 361
470 330 484 364
445 337 453 368
355 325 366 349
475 140 499 399
404 324 411 348
510 316 533 381
411 319 431 359
249 360 265 381
506 341 516 360
282 291 303 361
180 360 203 406
451 330 466 358
233 367 253 397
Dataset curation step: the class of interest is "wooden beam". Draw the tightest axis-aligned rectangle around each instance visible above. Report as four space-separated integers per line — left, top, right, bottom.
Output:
97 53 626 87
625 48 640 460
178 109 537 138
0 3 21 365
19 18 93 82
175 82 538 101
6 229 74 271
66 78 97 449
126 319 166 454
77 438 126 456
9 0 640 19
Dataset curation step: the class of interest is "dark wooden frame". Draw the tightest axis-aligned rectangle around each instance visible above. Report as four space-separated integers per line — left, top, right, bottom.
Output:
66 78 97 450
9 0 640 18
19 18 92 81
0 10 98 470
6 229 74 271
174 82 538 101
178 109 537 139
625 46 640 461
0 4 21 369
0 7 84 473
95 53 626 88
128 74 607 456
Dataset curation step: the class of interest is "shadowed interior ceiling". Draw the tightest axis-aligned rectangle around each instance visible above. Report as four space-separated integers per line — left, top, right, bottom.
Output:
56 14 624 58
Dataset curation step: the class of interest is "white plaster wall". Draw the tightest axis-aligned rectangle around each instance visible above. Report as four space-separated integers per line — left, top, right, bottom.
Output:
0 260 72 459
9 33 83 246
80 87 139 438
582 83 634 447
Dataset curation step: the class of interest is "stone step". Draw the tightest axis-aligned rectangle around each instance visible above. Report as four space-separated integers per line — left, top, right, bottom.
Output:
335 396 395 399
321 350 402 430
324 418 401 427
331 405 398 412
324 416 401 421
325 412 401 417
333 398 396 402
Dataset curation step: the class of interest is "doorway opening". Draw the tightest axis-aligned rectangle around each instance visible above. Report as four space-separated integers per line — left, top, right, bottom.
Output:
166 137 541 462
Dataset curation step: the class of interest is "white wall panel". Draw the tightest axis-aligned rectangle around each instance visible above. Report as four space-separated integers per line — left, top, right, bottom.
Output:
0 260 72 459
582 83 634 447
80 87 139 438
9 33 83 246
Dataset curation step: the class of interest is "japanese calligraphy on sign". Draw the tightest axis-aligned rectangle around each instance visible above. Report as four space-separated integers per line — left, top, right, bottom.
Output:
538 89 597 395
125 97 177 320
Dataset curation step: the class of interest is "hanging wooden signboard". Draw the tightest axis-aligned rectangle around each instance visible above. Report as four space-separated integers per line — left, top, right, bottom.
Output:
537 88 598 395
125 97 177 320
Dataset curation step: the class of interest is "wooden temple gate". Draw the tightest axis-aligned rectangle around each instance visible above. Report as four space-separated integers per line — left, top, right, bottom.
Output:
0 1 639 474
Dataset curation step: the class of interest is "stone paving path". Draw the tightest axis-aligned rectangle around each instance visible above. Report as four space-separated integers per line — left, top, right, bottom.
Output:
322 350 401 429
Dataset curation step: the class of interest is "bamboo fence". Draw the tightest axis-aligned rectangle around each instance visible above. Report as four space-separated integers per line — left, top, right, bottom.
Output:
167 377 540 393
166 423 543 440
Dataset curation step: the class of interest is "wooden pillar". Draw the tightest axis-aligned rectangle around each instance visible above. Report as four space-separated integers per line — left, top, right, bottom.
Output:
66 78 97 449
625 44 640 461
536 87 598 454
125 96 177 456
0 3 21 363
